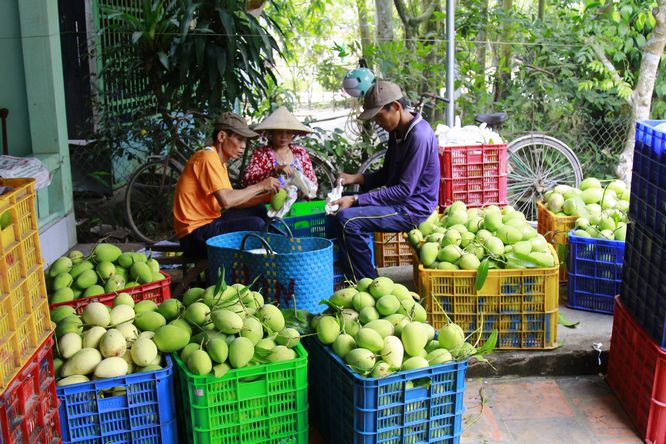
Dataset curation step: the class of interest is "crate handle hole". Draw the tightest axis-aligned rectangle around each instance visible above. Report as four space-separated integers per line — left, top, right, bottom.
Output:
405 376 432 398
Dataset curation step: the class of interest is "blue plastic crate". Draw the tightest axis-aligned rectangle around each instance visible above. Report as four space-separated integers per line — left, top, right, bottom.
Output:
566 231 624 314
635 120 666 164
56 356 177 444
621 223 666 348
304 337 467 444
628 171 666 240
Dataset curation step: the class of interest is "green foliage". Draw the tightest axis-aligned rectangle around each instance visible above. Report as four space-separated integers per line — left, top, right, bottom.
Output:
301 127 376 174
104 0 281 114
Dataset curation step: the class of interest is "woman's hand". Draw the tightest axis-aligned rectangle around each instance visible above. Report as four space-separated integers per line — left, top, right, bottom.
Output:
275 164 295 176
258 177 281 194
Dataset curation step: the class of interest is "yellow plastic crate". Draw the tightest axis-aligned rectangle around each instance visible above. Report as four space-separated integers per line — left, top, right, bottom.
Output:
536 201 577 282
0 267 53 391
417 244 560 350
0 231 42 295
0 178 37 242
373 232 414 268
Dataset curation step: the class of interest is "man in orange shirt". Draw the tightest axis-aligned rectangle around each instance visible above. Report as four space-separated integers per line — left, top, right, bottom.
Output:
173 112 281 258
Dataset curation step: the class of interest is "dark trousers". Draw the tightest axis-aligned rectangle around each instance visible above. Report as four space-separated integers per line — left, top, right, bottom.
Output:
333 205 425 281
180 205 267 258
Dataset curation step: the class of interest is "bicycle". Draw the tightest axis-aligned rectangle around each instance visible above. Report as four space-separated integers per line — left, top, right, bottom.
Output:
124 113 338 244
356 96 583 223
124 113 196 244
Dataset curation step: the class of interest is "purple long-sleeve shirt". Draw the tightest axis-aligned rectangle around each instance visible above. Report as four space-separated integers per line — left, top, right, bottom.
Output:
358 113 440 219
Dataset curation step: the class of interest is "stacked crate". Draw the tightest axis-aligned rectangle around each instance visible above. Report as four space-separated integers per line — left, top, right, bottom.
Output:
438 143 508 210
0 178 60 442
607 120 666 443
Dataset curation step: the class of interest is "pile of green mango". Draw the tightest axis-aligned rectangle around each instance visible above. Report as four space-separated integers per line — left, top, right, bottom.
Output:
408 202 556 270
47 243 165 305
543 178 629 241
171 275 301 376
312 276 495 377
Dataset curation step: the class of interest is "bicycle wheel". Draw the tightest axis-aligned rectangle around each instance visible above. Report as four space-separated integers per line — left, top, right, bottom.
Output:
308 150 336 200
125 158 183 243
351 149 387 193
507 134 583 223
357 149 387 175
227 155 245 189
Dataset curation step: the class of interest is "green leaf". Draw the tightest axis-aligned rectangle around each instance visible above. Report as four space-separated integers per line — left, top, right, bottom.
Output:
558 313 580 328
475 259 490 292
476 330 498 355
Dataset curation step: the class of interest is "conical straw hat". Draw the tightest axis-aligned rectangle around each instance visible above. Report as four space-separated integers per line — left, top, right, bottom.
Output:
253 106 312 134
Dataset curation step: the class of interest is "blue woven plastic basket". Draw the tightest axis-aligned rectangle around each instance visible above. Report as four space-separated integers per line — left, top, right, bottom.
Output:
305 338 468 444
284 212 375 266
56 356 177 444
207 231 333 314
567 230 624 314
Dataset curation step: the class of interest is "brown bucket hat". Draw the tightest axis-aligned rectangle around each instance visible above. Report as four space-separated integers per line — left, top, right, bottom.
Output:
253 106 313 135
214 112 259 138
359 80 404 120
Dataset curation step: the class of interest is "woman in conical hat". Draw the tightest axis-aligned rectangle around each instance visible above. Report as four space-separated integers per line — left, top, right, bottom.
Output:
242 106 318 190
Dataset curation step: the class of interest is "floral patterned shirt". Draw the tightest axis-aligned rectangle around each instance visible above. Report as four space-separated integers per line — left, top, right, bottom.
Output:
242 145 318 188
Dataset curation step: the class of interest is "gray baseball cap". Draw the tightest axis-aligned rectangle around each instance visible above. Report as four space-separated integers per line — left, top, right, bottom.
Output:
214 112 259 138
359 80 404 120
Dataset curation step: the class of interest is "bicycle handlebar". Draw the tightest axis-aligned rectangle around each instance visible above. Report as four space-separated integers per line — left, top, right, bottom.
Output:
418 92 449 104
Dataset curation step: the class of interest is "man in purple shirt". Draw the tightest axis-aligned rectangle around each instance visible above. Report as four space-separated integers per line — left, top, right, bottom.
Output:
332 80 440 280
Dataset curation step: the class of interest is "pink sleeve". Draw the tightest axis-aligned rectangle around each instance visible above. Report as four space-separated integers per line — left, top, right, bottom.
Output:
243 147 274 186
294 147 318 187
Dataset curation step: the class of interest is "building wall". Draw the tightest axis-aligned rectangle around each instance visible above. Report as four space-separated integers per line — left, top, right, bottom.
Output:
0 0 77 264
0 0 32 157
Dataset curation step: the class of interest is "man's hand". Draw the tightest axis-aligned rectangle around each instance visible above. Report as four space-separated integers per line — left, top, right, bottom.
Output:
337 172 363 186
258 177 281 194
331 195 356 212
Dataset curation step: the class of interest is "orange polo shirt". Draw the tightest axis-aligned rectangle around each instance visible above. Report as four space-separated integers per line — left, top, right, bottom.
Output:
173 148 232 238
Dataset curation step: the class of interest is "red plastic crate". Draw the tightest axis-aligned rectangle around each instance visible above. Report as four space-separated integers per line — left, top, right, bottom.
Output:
0 333 61 444
607 296 666 443
49 271 172 314
439 144 508 208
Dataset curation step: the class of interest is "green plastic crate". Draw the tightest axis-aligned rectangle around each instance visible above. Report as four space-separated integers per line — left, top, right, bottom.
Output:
268 200 326 219
173 343 309 444
285 200 326 217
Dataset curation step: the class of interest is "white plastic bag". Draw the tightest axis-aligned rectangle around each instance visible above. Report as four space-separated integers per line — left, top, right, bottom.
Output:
0 155 52 190
325 182 344 215
289 170 317 199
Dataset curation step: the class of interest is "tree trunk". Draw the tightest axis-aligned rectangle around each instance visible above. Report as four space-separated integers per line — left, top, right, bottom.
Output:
375 0 394 44
423 0 442 91
476 0 489 96
616 0 666 183
357 0 372 58
495 0 513 102
538 0 545 20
